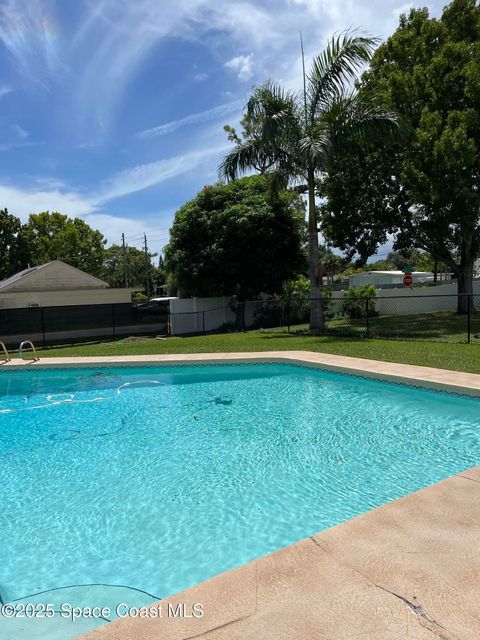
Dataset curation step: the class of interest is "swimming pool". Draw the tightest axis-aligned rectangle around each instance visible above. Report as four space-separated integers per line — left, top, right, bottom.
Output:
1 362 479 638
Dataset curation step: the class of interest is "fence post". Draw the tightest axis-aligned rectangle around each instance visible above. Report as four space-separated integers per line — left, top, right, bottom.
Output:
112 304 116 338
467 294 472 344
365 297 370 339
286 298 290 333
202 310 206 335
40 308 46 348
242 302 246 332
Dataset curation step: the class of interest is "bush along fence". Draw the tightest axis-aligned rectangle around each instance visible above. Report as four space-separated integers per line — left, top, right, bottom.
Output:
1 291 480 348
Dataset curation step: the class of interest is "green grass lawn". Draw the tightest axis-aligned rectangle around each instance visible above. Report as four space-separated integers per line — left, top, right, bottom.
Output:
326 310 478 342
22 328 480 375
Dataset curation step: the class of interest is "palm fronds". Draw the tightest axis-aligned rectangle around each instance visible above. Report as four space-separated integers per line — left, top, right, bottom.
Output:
307 31 379 122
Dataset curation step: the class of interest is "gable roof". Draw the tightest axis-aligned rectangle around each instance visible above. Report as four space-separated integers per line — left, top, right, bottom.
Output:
0 260 110 291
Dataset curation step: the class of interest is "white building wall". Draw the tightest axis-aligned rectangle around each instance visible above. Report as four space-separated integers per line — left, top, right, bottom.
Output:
331 280 480 316
0 288 136 309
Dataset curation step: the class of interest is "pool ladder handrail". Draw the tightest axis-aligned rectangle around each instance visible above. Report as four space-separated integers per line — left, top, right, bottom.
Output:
19 340 40 362
0 341 10 362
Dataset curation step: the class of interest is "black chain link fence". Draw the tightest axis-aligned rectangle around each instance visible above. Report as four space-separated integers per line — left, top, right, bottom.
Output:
169 293 480 344
0 303 169 348
1 292 479 349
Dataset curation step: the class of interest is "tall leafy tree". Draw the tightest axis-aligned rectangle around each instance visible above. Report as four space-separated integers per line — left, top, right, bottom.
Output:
164 176 306 299
220 32 400 331
101 244 157 290
322 0 480 313
0 208 29 279
19 212 106 277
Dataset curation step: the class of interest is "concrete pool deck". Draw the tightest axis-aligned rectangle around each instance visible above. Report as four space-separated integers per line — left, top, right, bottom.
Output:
3 351 479 638
76 467 480 640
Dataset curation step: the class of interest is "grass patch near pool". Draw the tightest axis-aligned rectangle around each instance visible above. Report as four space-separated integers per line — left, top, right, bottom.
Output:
19 329 480 375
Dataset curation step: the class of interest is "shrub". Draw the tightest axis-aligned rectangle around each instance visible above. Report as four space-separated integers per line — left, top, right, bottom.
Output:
343 284 377 319
281 276 333 324
132 292 148 302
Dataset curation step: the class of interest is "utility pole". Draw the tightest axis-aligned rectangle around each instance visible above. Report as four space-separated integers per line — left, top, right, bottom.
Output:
144 233 150 299
121 233 128 288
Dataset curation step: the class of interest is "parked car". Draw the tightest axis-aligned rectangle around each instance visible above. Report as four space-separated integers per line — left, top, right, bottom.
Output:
134 297 177 316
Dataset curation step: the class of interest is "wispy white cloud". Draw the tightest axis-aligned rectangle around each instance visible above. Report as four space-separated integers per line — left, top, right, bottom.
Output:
0 141 229 252
69 0 276 133
0 0 64 87
0 0 439 139
0 143 228 236
0 122 38 151
11 123 28 139
136 100 243 139
97 145 228 202
0 183 95 218
225 54 254 81
0 141 41 152
0 84 13 99
0 182 170 251
82 212 170 253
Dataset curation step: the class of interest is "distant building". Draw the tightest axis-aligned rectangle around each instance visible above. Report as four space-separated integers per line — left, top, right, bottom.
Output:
0 260 139 309
348 270 451 287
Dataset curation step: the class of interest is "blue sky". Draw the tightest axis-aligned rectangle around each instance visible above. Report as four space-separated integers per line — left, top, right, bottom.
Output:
0 0 443 256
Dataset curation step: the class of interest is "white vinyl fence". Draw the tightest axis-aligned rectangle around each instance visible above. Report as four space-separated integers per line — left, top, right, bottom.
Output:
169 281 480 335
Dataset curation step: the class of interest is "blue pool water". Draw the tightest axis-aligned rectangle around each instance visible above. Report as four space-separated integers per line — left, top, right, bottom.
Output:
0 363 479 637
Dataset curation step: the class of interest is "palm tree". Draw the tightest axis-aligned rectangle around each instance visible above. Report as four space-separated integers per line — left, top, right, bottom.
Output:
220 31 401 332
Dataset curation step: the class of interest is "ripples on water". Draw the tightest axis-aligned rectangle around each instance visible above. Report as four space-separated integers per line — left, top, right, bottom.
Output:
0 363 479 635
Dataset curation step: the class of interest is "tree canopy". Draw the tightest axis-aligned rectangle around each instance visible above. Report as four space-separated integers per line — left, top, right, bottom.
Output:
164 175 306 299
101 244 160 290
221 31 399 330
0 209 29 280
321 0 480 312
20 211 106 277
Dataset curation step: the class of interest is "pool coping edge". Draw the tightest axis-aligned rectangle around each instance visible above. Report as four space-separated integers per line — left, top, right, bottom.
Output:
2 350 480 397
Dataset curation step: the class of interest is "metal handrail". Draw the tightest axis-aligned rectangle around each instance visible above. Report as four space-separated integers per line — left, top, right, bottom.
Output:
0 341 10 362
19 340 39 361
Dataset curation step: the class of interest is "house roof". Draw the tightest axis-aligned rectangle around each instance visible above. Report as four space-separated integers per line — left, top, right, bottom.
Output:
0 260 110 291
0 263 51 290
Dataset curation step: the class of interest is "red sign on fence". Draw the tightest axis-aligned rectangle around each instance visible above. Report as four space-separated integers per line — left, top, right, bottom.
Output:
403 274 413 286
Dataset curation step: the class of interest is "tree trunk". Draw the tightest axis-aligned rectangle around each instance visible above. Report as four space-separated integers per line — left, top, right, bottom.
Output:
456 235 474 315
456 262 474 314
307 169 324 332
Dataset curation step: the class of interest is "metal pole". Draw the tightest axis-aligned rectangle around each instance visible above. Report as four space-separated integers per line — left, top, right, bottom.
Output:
41 308 46 348
242 302 246 332
468 294 472 344
286 298 290 333
122 233 128 288
202 311 205 335
112 304 116 338
366 297 370 339
144 233 150 299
